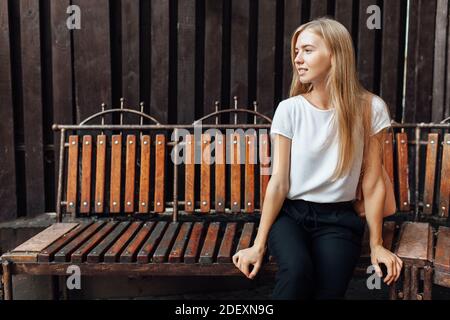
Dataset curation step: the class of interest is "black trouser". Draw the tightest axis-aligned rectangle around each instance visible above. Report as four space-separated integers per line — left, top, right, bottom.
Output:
267 198 366 300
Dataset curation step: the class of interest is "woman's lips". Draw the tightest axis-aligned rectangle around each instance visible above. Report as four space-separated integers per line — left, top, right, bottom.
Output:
298 68 308 74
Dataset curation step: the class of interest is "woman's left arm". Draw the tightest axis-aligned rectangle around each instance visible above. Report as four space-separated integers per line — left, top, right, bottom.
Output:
362 130 403 285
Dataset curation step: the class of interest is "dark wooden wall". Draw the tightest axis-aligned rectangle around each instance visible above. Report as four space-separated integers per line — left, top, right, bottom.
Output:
0 0 448 222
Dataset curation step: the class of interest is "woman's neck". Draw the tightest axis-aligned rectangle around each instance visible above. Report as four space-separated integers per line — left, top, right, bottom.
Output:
305 82 331 110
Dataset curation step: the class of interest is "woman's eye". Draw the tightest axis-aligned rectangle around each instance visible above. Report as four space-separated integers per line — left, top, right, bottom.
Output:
305 49 312 54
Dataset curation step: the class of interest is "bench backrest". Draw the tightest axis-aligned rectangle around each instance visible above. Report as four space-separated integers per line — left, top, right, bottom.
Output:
54 103 450 223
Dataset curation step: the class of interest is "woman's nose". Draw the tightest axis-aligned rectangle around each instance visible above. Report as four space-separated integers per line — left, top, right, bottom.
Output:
294 52 303 64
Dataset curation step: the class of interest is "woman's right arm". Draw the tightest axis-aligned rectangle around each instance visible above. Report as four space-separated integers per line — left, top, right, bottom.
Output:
253 133 292 251
232 133 291 279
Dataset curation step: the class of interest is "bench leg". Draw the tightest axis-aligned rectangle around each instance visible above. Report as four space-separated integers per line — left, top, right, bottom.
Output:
423 266 433 300
2 260 12 300
411 266 419 300
401 265 411 300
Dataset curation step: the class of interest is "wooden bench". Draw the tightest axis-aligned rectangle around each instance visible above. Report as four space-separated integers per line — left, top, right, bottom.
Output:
1 101 449 300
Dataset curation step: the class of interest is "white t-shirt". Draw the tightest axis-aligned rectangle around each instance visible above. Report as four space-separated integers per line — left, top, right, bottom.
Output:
269 94 392 203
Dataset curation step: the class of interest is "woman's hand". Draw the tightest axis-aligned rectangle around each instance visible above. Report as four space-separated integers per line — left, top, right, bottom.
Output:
370 244 403 285
232 245 266 280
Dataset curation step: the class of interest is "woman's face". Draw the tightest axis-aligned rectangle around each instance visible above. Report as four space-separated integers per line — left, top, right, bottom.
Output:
294 30 332 85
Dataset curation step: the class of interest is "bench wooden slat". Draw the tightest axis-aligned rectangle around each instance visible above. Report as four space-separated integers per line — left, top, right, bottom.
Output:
231 133 241 212
259 133 270 210
153 222 180 263
215 133 226 213
217 222 237 263
124 135 136 213
199 222 220 263
154 134 165 213
439 133 450 217
395 222 433 266
104 221 142 262
71 221 118 263
245 134 256 213
137 221 168 263
120 221 155 263
396 133 410 211
184 222 204 263
66 135 79 214
200 133 211 213
423 133 439 214
185 134 195 212
169 222 193 262
87 221 131 263
80 135 93 214
236 222 255 252
38 222 93 262
435 226 450 272
94 135 107 213
12 223 79 253
383 132 395 185
110 135 122 213
138 135 151 213
54 221 105 262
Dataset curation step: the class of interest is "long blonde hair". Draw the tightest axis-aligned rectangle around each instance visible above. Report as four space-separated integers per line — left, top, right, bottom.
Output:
289 17 378 181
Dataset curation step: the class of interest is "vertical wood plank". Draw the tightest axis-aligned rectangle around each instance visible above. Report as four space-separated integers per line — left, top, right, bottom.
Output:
380 0 403 120
51 0 73 203
110 135 122 213
0 0 17 221
257 0 277 119
396 133 410 211
124 135 136 213
357 0 377 92
245 134 255 213
404 0 437 122
204 0 223 115
139 135 151 213
20 0 45 216
200 133 211 213
383 132 395 185
439 134 450 217
334 0 354 34
185 134 195 212
432 0 448 122
150 0 170 123
230 133 241 213
154 134 166 213
230 0 249 123
215 133 226 213
282 0 302 98
94 135 106 213
80 135 92 214
121 0 140 114
310 0 328 19
259 133 270 210
423 133 439 214
66 136 79 215
72 0 111 121
177 0 196 124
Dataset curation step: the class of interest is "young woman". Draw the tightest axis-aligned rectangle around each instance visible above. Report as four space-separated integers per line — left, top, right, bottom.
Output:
232 17 403 300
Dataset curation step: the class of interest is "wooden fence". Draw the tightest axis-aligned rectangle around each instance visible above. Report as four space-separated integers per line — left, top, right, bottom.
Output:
0 0 448 222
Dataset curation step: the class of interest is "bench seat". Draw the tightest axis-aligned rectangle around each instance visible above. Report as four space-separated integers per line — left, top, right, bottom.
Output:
2 218 397 278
